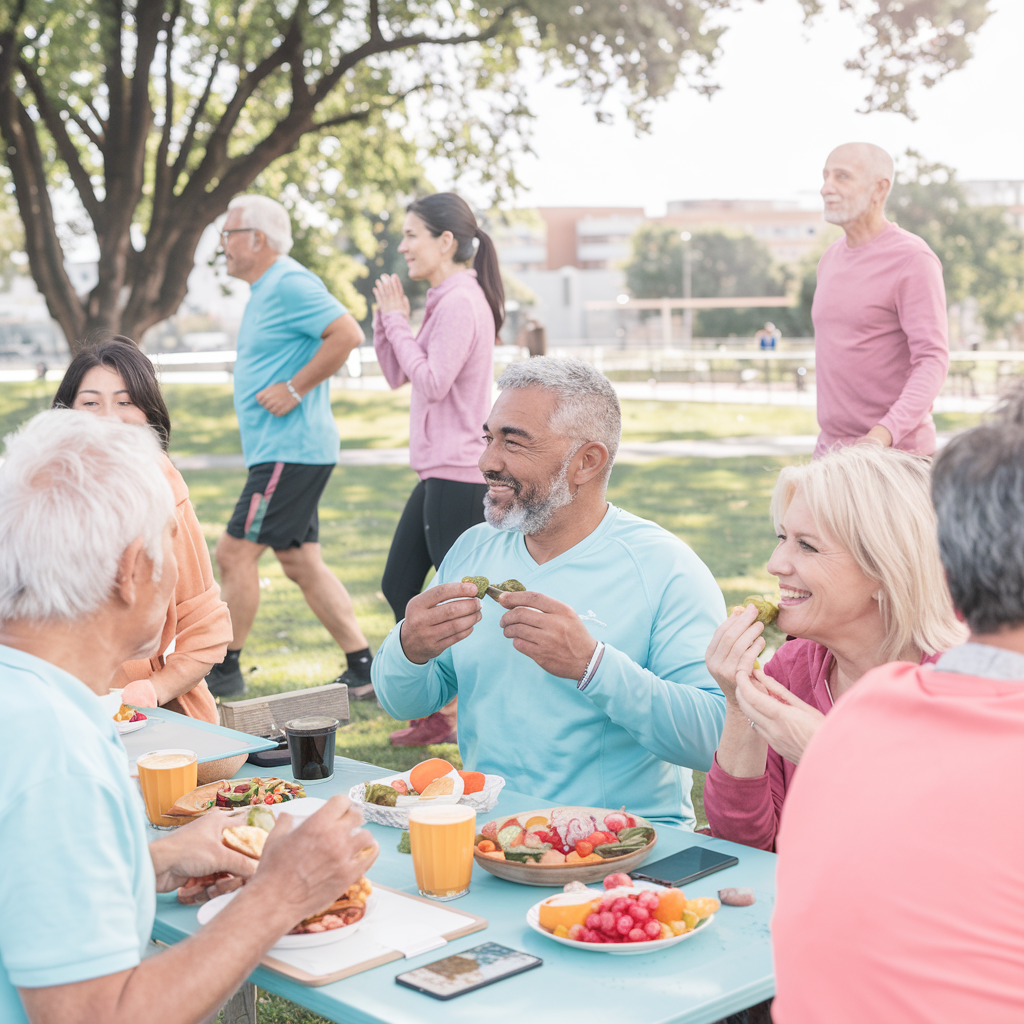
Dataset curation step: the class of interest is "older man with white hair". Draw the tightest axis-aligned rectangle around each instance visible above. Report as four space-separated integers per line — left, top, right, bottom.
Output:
372 358 727 827
208 194 373 699
0 411 376 1024
812 142 949 457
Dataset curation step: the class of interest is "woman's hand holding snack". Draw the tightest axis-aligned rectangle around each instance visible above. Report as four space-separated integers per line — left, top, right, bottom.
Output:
735 668 826 765
705 604 766 703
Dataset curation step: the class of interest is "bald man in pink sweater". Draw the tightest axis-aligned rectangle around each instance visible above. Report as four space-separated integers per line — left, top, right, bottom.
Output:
812 143 949 457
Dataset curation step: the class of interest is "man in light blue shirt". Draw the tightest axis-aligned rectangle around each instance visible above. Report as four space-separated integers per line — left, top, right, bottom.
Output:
0 411 377 1024
372 358 726 826
207 194 373 700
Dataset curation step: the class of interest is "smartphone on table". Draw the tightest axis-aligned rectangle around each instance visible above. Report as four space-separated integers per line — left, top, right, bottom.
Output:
630 846 738 887
396 942 542 1000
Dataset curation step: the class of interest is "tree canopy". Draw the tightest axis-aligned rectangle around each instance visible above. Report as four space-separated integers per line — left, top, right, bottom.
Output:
0 0 995 351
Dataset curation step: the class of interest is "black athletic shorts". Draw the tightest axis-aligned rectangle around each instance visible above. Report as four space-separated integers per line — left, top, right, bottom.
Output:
226 462 334 550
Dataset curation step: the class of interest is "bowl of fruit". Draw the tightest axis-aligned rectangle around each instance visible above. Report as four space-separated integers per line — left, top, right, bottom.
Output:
473 806 657 886
528 873 718 954
349 757 505 829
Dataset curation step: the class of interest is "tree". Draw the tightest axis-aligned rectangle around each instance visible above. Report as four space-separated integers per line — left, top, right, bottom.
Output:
623 224 813 337
890 151 1024 337
0 1 994 353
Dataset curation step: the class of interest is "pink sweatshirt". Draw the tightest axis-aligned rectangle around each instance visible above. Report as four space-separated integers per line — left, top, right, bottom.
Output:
374 270 495 483
702 638 938 851
812 223 949 457
773 659 1024 1024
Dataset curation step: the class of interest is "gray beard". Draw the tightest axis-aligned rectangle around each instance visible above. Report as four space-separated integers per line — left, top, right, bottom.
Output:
822 191 873 226
483 457 577 535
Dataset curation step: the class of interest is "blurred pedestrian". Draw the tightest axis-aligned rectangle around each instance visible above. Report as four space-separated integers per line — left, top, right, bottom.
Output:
206 195 372 699
755 322 779 350
373 193 503 745
813 142 949 456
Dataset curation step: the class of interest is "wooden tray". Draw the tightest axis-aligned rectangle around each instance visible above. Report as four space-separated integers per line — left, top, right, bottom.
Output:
258 884 487 987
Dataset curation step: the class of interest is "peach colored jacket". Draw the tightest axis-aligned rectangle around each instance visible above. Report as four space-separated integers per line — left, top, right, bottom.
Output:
116 455 232 723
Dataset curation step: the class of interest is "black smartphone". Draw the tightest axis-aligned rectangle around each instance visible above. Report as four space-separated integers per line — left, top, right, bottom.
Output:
395 942 542 1000
630 846 738 887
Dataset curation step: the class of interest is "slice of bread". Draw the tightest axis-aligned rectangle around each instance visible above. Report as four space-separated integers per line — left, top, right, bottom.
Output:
221 825 268 860
419 777 455 798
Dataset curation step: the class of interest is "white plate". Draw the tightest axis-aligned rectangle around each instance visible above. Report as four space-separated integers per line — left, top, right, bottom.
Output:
197 886 377 949
268 797 326 822
526 881 715 955
115 715 155 735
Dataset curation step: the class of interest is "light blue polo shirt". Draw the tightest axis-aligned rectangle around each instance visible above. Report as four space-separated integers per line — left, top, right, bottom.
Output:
233 256 345 467
0 645 155 1024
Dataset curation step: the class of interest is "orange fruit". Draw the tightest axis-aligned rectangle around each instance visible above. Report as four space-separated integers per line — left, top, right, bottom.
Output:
458 770 486 794
409 758 455 794
652 887 688 924
538 896 597 932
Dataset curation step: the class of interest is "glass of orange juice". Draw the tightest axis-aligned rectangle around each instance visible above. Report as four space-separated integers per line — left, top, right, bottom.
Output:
137 748 198 828
408 804 476 901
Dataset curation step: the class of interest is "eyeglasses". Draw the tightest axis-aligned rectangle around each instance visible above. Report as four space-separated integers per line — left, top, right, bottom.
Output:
220 228 256 241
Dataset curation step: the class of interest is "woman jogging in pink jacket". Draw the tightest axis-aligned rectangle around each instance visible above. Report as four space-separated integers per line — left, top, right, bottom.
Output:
372 193 503 745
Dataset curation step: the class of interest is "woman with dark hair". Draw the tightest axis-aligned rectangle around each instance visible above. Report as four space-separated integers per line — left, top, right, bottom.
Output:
53 339 235 753
372 193 503 745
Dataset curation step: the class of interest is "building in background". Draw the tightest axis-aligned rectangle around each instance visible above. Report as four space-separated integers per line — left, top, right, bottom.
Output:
961 180 1024 230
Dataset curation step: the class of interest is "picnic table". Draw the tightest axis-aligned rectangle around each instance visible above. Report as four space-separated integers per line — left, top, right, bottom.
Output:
151 758 776 1024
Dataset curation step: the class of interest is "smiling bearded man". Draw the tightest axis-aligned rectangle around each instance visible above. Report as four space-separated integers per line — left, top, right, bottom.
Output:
371 357 727 827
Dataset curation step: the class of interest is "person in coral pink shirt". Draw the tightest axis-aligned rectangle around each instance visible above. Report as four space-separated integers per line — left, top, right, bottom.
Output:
772 405 1024 1023
702 444 964 851
813 143 949 457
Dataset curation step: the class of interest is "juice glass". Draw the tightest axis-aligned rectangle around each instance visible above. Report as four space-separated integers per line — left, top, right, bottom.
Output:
408 804 476 901
137 748 198 828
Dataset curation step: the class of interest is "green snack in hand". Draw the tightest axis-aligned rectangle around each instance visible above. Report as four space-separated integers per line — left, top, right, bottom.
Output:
365 783 399 807
246 806 276 832
462 576 489 599
736 595 779 626
497 579 526 593
397 831 411 854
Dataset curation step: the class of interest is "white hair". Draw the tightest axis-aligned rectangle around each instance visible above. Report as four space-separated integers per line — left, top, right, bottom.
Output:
227 194 294 254
496 357 621 474
0 410 174 623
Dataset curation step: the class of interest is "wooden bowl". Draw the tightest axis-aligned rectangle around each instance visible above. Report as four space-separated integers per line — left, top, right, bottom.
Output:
473 807 658 887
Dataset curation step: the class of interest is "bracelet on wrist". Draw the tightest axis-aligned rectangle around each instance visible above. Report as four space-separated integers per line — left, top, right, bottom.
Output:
284 379 302 403
577 642 606 691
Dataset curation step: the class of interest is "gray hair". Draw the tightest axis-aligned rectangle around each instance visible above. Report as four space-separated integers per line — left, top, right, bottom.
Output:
0 411 174 623
931 418 1024 635
496 357 621 474
227 194 294 254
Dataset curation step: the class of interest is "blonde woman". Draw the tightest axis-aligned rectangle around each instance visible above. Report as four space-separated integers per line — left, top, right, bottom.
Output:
702 445 965 851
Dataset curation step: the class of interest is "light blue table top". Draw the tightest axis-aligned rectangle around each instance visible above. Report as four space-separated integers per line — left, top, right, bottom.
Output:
152 758 776 1024
120 705 277 766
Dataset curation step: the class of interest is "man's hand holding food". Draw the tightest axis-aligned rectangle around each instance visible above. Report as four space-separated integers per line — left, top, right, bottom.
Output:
399 581 482 664
497 590 598 681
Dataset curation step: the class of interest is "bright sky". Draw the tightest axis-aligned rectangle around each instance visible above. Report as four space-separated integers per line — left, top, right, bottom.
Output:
504 0 1023 214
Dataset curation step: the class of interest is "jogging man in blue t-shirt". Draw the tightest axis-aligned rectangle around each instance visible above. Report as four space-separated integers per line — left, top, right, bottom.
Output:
205 195 372 698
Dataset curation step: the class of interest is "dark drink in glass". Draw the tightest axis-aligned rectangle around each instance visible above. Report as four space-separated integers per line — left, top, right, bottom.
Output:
283 716 339 784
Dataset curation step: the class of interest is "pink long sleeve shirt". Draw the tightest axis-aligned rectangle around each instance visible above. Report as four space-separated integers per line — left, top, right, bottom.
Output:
374 270 495 483
702 638 938 851
812 223 949 457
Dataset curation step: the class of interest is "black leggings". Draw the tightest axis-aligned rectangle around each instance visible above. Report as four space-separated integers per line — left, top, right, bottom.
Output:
381 478 488 621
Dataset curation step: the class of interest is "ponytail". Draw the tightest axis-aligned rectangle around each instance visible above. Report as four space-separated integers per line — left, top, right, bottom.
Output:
473 227 505 335
407 192 505 338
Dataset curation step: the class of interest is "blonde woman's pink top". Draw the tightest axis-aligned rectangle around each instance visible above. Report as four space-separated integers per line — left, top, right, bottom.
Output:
703 637 938 851
373 270 495 484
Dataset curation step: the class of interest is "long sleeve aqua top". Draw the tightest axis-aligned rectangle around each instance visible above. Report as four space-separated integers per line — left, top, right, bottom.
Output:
372 505 727 827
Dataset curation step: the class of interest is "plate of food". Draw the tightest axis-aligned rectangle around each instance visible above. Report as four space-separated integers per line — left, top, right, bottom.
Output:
195 807 377 948
113 703 150 735
349 757 505 829
473 806 657 886
164 777 306 819
527 874 717 954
